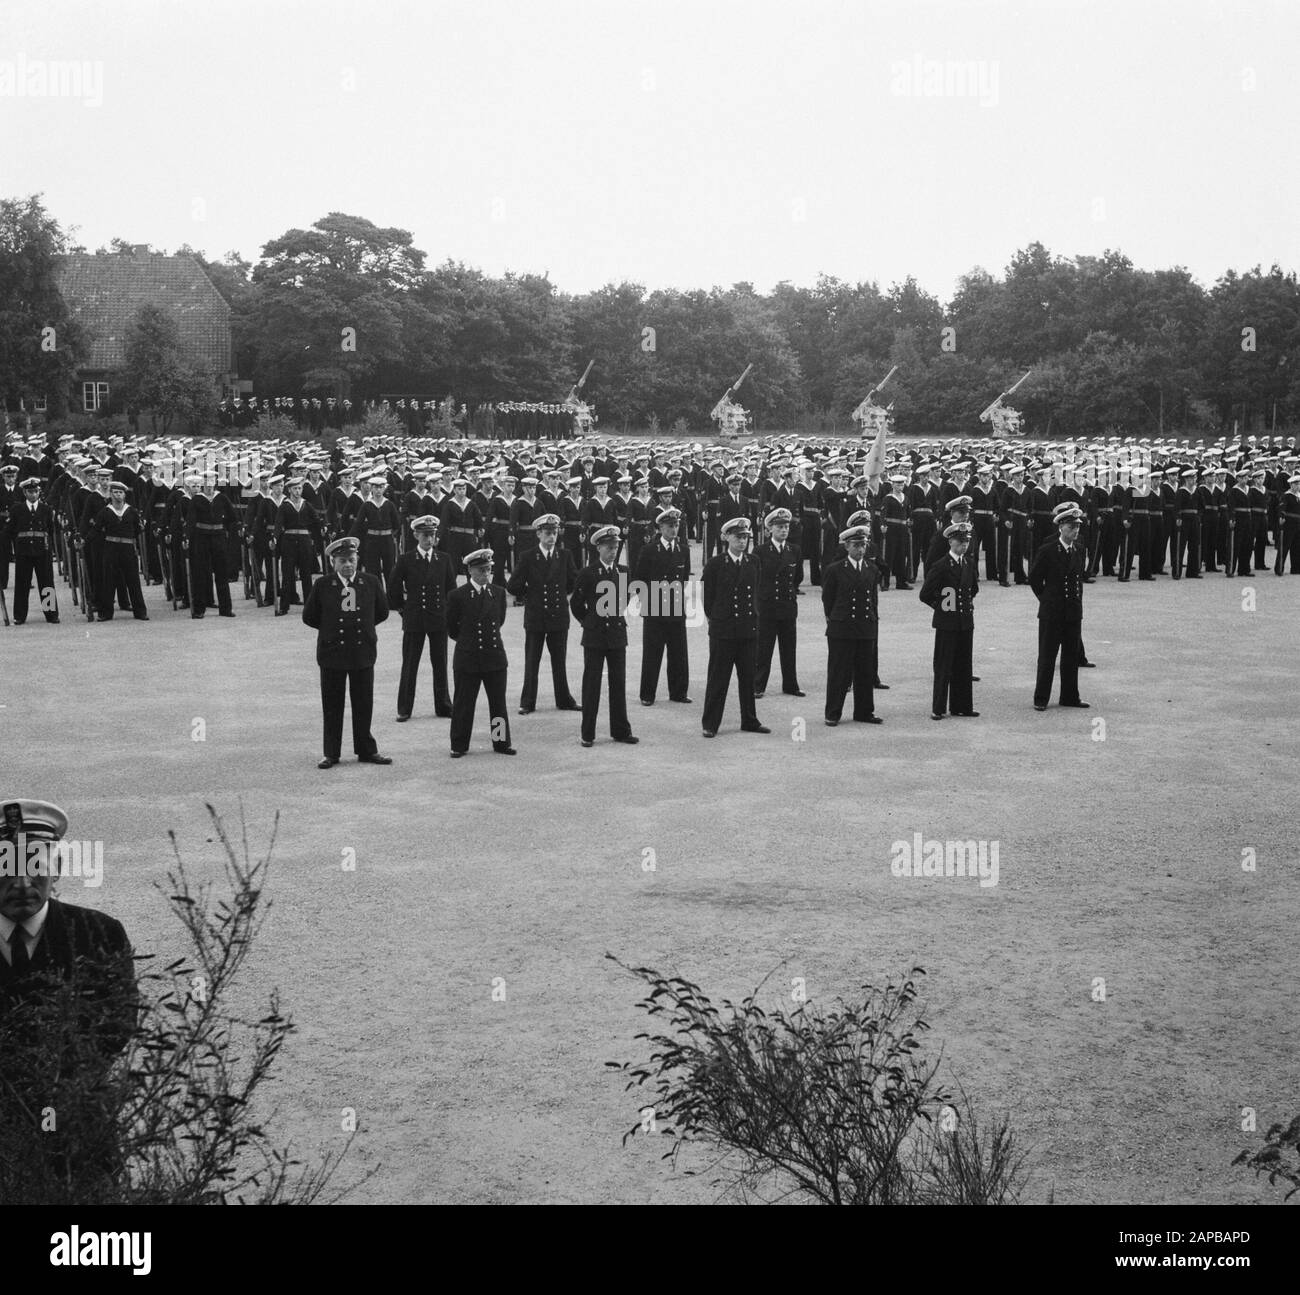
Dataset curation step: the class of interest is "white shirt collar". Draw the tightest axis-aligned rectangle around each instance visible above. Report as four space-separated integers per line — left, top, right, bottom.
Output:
1 900 49 949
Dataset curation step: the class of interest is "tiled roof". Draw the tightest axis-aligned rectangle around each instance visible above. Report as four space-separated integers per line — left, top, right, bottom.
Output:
56 252 232 373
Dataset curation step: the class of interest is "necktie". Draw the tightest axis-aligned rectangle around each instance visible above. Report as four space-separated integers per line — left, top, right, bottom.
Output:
10 923 29 972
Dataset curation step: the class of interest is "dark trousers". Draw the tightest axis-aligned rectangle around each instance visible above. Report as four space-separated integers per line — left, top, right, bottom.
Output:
360 537 397 582
278 540 312 610
973 520 997 579
521 627 576 709
192 539 233 612
398 628 451 716
1275 524 1300 574
1034 619 1082 706
581 646 631 741
96 545 146 619
1233 524 1254 576
640 619 689 702
450 667 510 751
755 615 799 693
932 627 973 715
702 636 758 732
320 666 377 758
1178 519 1201 576
11 551 57 623
825 636 875 721
884 526 910 585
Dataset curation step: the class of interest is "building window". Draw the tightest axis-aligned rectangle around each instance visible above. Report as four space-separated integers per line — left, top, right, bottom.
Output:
83 381 109 412
32 396 47 413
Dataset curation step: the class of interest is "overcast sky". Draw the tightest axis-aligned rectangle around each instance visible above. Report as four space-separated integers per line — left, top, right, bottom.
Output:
3 0 1296 301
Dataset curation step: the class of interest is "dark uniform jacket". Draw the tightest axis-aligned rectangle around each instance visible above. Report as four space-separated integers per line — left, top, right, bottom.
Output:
387 546 456 631
2 498 55 553
569 562 629 649
754 540 802 620
186 491 238 544
919 551 978 629
1028 539 1085 624
446 580 508 670
506 545 578 631
820 557 879 639
633 537 691 621
302 572 389 669
0 898 138 1058
701 552 759 639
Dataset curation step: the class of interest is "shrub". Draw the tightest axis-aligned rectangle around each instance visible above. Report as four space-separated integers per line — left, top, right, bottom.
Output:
606 957 1027 1205
1233 1115 1300 1200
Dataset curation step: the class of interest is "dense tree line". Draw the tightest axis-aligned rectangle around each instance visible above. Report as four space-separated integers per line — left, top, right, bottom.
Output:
4 196 1299 437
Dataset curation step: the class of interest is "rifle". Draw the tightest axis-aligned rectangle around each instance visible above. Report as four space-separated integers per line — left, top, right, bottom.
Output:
183 533 200 617
979 371 1031 424
1224 510 1235 578
0 587 8 627
241 525 257 600
76 540 94 621
156 528 174 604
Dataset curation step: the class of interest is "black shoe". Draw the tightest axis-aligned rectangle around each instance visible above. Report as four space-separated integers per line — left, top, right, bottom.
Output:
998 580 1010 587
874 681 889 689
896 582 913 590
396 715 411 722
857 715 883 724
931 712 945 721
494 746 517 755
669 696 693 704
1139 576 1154 581
824 718 839 726
752 691 765 699
435 708 453 718
219 609 236 616
1033 704 1047 711
274 609 287 616
1060 700 1090 708
1080 661 1096 668
640 699 654 706
518 707 534 715
613 734 639 744
952 710 980 717
702 730 716 739
191 612 205 619
741 723 771 734
358 753 393 764
318 757 338 769
1081 575 1096 583
450 750 465 758
135 614 150 621
557 701 581 711
1185 574 1202 579
784 689 806 697
580 738 595 747
970 675 980 682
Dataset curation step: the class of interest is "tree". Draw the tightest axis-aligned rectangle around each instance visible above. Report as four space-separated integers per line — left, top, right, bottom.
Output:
0 194 86 418
247 213 429 396
118 304 212 434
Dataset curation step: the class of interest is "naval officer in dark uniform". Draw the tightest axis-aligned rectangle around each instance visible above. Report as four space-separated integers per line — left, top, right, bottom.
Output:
387 515 456 722
302 536 392 768
445 548 516 756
